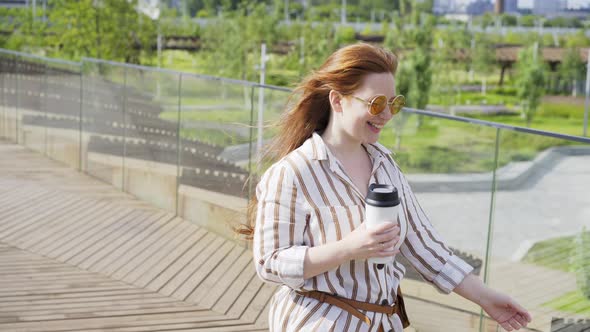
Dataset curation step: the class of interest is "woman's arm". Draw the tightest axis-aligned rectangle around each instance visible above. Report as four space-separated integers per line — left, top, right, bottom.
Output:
454 274 532 331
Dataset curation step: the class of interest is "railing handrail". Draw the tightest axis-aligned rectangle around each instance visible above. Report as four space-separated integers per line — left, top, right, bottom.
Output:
405 107 590 144
81 57 293 93
0 48 80 66
3 47 589 143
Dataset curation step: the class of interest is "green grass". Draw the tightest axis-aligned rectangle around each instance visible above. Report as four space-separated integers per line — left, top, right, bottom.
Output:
543 290 590 316
523 234 590 316
430 90 521 108
522 235 576 272
161 99 582 173
466 111 586 137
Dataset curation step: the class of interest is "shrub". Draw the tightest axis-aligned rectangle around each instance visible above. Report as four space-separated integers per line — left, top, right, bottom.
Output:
571 229 590 299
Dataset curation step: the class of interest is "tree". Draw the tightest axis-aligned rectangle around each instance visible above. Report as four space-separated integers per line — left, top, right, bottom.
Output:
408 14 434 113
515 44 546 127
45 0 157 63
2 6 48 53
393 56 416 150
472 32 495 94
559 47 584 96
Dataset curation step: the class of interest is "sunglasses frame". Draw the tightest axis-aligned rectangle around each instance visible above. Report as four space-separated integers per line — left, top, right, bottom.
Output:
350 94 406 116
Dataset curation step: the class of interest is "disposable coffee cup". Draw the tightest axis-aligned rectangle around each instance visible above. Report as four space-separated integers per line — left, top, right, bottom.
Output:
365 184 406 267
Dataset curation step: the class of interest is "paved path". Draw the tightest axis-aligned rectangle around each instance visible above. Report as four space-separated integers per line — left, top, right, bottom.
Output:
416 154 590 259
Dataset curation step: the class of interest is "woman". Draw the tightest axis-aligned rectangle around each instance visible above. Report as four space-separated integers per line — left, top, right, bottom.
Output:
238 43 531 332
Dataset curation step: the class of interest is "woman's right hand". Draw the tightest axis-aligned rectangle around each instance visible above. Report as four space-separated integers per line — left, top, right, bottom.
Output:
340 222 400 261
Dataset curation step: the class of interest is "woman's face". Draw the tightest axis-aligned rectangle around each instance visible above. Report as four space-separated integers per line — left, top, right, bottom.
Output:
334 72 397 145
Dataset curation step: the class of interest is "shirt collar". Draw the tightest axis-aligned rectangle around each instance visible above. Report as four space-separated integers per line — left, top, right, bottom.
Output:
310 132 392 166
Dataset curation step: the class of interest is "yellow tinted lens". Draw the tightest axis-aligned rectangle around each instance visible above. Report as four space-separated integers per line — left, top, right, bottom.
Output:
390 95 406 114
369 95 388 115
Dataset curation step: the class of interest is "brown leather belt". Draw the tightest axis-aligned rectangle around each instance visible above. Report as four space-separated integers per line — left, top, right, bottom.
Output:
295 286 410 329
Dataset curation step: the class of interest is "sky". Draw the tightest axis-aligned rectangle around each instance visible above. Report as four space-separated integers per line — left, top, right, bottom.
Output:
455 0 590 9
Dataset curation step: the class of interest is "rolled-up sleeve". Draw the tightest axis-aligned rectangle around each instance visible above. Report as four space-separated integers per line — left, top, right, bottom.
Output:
253 162 309 290
393 162 474 294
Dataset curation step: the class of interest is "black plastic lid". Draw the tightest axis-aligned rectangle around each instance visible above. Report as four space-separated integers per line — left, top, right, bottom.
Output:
365 184 400 207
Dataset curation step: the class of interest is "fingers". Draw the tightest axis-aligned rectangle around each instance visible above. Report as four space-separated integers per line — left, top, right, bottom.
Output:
373 225 400 243
499 321 514 331
379 236 400 250
508 317 522 330
513 303 532 323
371 222 400 235
375 248 399 257
513 313 528 328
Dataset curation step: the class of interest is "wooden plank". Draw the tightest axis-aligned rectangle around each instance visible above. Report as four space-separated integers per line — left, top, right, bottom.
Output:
0 189 61 231
212 263 257 315
144 229 213 292
60 209 149 263
40 206 134 259
21 200 117 252
179 241 239 302
68 210 167 267
132 227 207 288
79 212 173 271
159 235 226 298
86 214 177 274
239 283 277 323
0 196 96 241
107 217 185 279
0 186 39 206
0 184 49 209
121 222 199 284
3 197 94 245
0 299 192 315
225 269 265 320
0 292 174 306
197 250 253 309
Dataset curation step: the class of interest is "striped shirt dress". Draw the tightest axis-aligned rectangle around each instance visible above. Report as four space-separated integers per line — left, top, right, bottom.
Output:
253 132 474 332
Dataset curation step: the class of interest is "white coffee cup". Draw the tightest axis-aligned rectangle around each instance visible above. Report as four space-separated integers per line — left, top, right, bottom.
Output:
365 184 407 266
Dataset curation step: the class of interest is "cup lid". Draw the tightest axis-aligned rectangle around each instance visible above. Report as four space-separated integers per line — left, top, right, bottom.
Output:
365 184 400 207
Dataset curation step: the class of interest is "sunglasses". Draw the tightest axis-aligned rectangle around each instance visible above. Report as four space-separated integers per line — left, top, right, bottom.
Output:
350 94 406 116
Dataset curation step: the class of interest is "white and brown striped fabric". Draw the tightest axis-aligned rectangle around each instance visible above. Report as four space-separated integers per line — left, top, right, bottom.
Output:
253 132 473 332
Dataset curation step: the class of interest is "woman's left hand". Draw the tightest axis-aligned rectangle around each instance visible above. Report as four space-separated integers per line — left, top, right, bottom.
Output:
480 289 532 331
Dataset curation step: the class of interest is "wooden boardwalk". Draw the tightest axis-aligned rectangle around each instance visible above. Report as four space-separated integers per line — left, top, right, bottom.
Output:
0 140 274 331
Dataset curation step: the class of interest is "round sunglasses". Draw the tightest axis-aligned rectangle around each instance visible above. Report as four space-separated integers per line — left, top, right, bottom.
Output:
350 94 406 116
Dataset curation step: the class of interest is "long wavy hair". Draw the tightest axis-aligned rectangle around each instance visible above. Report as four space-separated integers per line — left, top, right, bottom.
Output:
235 43 399 240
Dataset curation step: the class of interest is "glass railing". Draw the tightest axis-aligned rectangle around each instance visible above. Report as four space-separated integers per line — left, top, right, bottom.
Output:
1 48 588 332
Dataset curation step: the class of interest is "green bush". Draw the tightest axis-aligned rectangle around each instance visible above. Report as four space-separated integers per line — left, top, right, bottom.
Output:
395 146 471 173
491 86 518 96
538 103 585 120
571 229 590 299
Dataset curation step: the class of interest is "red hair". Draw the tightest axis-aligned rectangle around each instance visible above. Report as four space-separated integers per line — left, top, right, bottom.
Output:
235 43 398 239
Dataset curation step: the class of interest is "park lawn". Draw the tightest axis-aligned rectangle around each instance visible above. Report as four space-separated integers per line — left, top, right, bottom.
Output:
522 235 575 272
430 90 521 108
543 290 590 316
522 234 590 316
379 115 538 173
162 103 578 173
467 112 586 137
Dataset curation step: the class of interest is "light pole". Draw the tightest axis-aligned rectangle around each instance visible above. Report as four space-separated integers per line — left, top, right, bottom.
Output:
257 43 269 164
284 0 289 24
584 49 589 136
93 0 102 60
341 0 346 25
